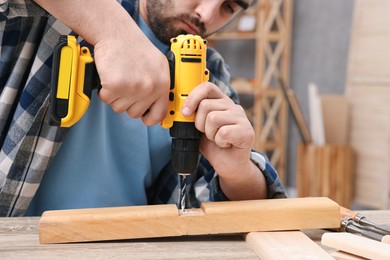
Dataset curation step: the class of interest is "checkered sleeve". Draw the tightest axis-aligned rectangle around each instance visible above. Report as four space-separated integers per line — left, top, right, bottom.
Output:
0 6 72 216
0 0 47 20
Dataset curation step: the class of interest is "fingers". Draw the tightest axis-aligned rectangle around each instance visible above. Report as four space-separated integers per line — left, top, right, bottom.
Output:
98 90 149 118
200 103 254 149
97 80 169 126
181 82 232 117
184 82 254 149
194 98 231 133
141 96 169 126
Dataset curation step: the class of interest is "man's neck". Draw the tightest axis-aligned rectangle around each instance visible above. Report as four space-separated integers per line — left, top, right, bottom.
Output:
138 0 149 26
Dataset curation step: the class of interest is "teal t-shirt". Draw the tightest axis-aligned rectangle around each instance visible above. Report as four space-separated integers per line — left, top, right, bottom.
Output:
26 15 171 215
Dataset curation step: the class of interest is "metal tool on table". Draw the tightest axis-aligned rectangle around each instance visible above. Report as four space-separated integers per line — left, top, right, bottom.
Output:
49 34 209 212
340 206 390 242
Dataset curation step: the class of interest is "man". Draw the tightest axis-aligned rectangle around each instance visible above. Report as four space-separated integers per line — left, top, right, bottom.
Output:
0 0 287 216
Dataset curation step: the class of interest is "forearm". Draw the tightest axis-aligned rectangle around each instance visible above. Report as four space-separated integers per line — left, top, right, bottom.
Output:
218 160 268 201
33 0 142 45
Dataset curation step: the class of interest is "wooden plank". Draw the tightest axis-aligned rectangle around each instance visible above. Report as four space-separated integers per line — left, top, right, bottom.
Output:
330 251 366 260
296 144 354 208
383 235 390 244
245 231 333 259
321 233 390 260
347 86 390 209
39 197 340 244
346 0 390 87
279 77 311 144
321 95 349 145
308 83 325 145
346 0 390 210
287 90 312 143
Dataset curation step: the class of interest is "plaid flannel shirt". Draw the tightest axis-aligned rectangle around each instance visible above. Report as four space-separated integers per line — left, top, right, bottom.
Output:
0 0 287 217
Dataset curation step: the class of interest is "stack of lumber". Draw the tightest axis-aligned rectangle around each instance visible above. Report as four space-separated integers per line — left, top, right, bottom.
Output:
345 0 390 209
297 143 354 208
297 83 353 208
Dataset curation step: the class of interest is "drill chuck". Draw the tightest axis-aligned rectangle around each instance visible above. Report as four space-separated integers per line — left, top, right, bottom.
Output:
170 122 201 174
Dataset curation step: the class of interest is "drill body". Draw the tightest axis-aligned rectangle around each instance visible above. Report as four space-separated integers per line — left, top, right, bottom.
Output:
161 35 209 174
161 35 209 211
49 34 209 210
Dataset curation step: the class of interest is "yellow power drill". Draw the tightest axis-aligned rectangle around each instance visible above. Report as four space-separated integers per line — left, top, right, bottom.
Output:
49 34 209 211
161 35 209 212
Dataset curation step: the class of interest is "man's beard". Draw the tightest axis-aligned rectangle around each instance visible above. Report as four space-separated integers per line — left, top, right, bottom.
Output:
146 0 206 45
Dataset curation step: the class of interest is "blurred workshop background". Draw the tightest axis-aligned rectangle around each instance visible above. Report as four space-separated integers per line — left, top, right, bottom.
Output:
209 0 390 210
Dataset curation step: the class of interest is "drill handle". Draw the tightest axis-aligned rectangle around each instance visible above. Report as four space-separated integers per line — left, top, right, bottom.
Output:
49 35 100 127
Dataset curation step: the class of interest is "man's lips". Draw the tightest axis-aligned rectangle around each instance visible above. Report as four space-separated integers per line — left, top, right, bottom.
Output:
181 20 200 35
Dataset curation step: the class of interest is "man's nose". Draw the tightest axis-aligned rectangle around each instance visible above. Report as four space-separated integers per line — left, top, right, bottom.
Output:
195 0 219 25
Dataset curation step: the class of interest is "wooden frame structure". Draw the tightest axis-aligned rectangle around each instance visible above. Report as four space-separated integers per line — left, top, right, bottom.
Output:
253 0 293 182
208 0 293 182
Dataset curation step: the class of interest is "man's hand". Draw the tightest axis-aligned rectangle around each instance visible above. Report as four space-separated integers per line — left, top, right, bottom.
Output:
182 82 267 200
94 37 170 126
33 0 171 126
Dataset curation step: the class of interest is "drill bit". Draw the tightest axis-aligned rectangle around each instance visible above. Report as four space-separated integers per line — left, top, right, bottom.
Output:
179 174 188 213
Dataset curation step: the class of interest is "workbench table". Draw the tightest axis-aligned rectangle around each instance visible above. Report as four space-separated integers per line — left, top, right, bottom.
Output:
0 210 389 259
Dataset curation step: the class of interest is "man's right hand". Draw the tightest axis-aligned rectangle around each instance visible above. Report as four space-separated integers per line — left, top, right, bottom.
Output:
94 36 170 126
33 0 171 126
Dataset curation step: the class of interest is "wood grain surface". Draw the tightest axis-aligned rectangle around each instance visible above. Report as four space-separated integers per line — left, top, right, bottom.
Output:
39 197 340 244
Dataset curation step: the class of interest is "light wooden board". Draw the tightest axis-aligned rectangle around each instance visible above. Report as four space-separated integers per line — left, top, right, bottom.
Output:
346 0 390 87
287 90 312 144
308 83 325 146
321 232 390 260
345 0 390 209
321 95 349 145
39 197 340 244
330 251 366 260
245 231 333 259
347 86 390 209
279 77 311 144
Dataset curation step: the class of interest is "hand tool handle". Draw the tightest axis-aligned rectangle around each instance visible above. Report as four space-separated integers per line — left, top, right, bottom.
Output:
339 206 356 220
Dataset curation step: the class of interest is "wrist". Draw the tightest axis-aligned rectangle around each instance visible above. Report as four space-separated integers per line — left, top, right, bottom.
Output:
218 160 267 201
